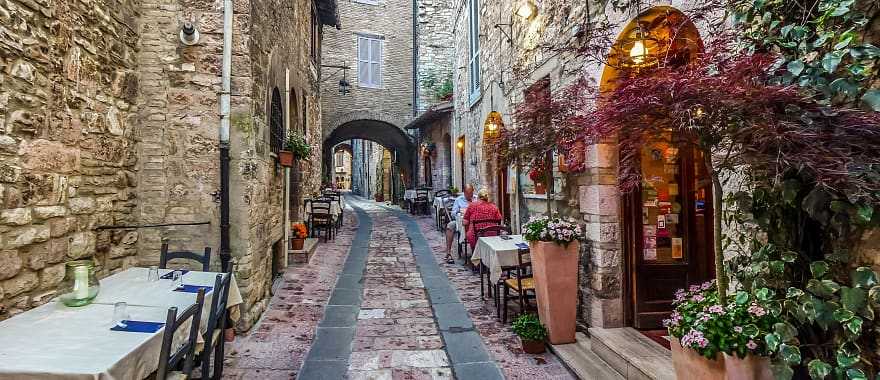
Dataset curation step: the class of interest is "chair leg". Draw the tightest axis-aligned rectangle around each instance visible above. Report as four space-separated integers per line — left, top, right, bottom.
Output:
213 335 226 379
494 283 501 319
518 289 526 317
502 286 510 324
479 264 485 299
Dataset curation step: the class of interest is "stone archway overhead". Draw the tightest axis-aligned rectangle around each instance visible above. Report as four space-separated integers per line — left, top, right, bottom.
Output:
324 110 409 138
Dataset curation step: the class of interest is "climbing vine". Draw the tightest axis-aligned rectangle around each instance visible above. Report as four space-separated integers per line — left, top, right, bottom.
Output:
731 0 880 109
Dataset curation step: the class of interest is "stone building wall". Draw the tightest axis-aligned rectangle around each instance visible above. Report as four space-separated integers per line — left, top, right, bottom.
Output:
416 0 455 112
449 0 721 328
0 0 141 318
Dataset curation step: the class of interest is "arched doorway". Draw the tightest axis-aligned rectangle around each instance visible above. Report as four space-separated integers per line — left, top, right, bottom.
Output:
268 87 285 276
442 133 452 188
600 6 713 329
482 111 510 223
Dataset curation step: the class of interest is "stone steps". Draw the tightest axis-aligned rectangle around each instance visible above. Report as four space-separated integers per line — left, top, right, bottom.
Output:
588 327 674 380
552 328 675 380
288 237 319 265
550 332 624 380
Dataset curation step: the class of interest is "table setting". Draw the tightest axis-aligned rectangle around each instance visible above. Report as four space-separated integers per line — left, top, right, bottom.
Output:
471 234 531 284
0 264 242 380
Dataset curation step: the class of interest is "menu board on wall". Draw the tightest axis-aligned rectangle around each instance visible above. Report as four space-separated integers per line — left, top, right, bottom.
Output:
672 238 683 259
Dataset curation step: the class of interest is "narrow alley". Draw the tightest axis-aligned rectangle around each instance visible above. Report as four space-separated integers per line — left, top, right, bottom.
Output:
224 196 576 379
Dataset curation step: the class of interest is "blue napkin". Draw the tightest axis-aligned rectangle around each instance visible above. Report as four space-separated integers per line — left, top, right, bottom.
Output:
173 284 213 294
111 320 165 333
515 242 529 249
160 270 189 279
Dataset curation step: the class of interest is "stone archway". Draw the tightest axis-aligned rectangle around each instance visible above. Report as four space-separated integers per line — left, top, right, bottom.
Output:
322 110 416 194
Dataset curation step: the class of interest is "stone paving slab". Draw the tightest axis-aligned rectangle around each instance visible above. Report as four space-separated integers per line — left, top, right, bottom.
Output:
320 305 359 328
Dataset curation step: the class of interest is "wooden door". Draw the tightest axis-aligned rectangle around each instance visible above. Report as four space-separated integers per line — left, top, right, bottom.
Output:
625 136 714 329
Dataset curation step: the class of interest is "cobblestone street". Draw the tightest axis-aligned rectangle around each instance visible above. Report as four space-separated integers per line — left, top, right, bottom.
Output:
223 196 575 379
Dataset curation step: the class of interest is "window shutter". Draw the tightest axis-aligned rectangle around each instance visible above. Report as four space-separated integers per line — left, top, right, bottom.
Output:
371 40 382 86
358 38 369 86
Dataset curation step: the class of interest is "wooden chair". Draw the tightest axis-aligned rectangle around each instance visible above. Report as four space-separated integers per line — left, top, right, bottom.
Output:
411 189 430 215
437 197 454 232
474 224 510 300
308 199 334 241
196 274 232 380
499 247 536 324
324 193 343 230
156 289 206 380
160 243 211 272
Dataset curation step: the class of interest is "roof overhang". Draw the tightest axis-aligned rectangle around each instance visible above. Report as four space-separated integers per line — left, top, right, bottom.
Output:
315 0 340 28
404 101 454 131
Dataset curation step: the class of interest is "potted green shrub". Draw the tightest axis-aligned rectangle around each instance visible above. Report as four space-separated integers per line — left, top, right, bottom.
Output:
279 130 311 167
511 313 548 354
522 216 584 344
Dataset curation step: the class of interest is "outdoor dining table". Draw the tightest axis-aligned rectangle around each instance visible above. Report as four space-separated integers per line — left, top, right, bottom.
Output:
403 189 418 201
0 267 242 380
470 234 531 284
304 199 341 220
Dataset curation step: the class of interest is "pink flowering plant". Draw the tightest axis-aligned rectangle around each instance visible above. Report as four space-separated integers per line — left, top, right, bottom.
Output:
664 281 723 358
522 216 584 246
664 281 780 359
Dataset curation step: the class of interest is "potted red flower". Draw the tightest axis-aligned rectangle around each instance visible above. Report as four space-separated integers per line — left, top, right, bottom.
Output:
511 313 548 354
290 223 308 250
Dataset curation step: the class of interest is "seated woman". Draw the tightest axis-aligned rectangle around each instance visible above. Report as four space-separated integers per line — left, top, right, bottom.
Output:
462 188 503 250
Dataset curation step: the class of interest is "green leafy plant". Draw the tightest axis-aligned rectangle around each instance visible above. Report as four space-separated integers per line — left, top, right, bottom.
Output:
284 130 311 160
448 186 459 194
511 313 548 342
727 175 880 379
731 0 880 109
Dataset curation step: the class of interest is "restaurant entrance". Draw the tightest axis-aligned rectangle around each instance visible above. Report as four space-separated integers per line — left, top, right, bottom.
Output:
598 6 710 330
623 135 714 329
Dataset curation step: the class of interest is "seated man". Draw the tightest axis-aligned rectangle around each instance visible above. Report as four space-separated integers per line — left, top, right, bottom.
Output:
444 184 474 264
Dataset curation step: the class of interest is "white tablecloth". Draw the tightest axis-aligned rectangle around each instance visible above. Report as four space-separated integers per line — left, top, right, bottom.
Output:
471 235 530 283
0 267 241 380
304 201 341 220
95 268 243 318
0 302 175 380
404 190 417 201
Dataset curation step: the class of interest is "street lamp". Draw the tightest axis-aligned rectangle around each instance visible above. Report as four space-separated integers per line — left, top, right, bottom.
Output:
514 0 537 19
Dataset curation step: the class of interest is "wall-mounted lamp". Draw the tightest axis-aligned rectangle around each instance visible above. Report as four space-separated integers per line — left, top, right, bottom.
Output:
514 0 538 19
179 22 200 45
456 140 465 150
321 62 352 95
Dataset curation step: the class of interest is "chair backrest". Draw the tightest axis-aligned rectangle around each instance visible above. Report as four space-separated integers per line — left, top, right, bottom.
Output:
476 223 510 239
513 246 533 283
415 189 430 202
434 190 450 198
201 273 232 378
157 289 206 380
309 201 333 222
160 243 211 272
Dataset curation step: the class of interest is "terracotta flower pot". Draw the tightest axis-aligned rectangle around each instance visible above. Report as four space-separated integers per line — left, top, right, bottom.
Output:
534 182 546 194
670 337 725 380
278 151 294 167
530 241 579 344
724 353 772 380
520 338 546 354
291 238 305 250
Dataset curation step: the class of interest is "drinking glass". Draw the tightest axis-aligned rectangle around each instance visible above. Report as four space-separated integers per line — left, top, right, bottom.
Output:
171 270 183 289
146 266 159 282
112 302 129 328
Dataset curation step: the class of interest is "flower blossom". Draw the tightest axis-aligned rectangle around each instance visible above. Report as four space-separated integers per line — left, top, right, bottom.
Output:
747 304 766 317
746 340 758 350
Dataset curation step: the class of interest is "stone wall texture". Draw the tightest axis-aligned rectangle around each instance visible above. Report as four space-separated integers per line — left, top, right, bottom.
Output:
416 0 455 112
0 0 326 327
320 0 414 138
0 0 141 317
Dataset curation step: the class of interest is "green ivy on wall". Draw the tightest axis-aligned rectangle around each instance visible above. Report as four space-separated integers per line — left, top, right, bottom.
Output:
732 0 880 109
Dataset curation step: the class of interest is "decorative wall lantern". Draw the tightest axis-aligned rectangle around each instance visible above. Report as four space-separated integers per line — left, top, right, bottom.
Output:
483 111 504 138
514 0 537 19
